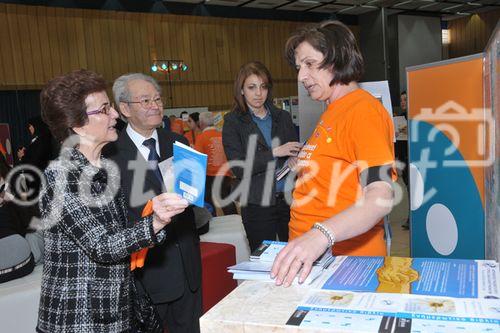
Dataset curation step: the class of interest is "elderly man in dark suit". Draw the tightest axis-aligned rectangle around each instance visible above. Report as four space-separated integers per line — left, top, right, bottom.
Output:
104 73 202 332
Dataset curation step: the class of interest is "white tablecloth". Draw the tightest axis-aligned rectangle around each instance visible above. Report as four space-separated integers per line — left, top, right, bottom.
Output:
0 264 42 332
200 214 250 264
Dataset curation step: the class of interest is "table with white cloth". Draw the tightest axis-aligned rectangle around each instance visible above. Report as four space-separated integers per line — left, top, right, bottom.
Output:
201 259 500 332
200 214 251 263
0 265 42 332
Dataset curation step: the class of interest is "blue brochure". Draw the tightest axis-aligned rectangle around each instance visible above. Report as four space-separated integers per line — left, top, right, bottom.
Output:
173 141 207 207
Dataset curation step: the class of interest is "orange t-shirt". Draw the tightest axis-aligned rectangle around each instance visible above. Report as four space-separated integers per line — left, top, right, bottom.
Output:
194 128 231 177
289 89 396 256
184 129 201 147
171 118 184 135
0 142 6 157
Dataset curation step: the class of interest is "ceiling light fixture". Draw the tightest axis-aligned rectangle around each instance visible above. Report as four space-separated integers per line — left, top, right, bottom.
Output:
151 60 189 73
419 2 440 10
443 4 463 11
150 59 189 107
393 0 414 8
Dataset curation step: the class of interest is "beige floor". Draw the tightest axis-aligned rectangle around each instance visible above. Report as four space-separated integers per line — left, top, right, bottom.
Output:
388 177 411 257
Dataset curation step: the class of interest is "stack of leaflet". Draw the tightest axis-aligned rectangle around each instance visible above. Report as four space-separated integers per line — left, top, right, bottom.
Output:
227 241 334 285
275 160 291 181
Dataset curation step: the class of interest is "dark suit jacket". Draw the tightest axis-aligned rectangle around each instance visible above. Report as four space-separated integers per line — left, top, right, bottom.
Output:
104 127 201 303
222 104 298 206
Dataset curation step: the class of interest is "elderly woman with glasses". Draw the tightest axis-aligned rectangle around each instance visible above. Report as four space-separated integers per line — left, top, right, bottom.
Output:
36 69 188 333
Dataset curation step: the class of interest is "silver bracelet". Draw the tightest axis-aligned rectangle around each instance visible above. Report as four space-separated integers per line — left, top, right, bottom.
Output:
312 223 336 248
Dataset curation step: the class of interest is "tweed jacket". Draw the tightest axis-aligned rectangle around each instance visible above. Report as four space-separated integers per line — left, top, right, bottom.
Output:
222 104 298 206
36 147 165 333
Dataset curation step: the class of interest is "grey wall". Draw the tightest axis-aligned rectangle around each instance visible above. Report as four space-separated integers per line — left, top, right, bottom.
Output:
387 13 400 105
359 10 386 82
398 15 442 92
358 12 442 105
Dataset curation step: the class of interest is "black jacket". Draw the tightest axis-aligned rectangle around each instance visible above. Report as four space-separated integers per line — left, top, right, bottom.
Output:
13 134 57 202
104 127 201 303
222 104 297 206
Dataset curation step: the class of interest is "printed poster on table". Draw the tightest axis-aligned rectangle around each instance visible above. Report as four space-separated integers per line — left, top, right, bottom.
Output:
287 256 500 332
312 256 500 299
287 290 500 332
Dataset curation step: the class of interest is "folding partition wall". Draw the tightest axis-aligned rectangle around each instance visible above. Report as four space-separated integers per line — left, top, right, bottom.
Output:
407 52 496 259
483 24 500 262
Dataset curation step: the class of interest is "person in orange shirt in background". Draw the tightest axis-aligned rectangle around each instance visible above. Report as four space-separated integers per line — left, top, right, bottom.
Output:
169 115 184 135
0 142 6 158
271 20 396 287
195 112 237 216
184 112 201 147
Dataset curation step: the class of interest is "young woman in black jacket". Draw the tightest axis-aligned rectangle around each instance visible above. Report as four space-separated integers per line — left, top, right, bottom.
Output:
222 61 301 251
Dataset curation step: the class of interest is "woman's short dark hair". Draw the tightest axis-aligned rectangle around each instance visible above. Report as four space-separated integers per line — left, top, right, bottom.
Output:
232 61 273 113
284 20 364 85
40 69 107 142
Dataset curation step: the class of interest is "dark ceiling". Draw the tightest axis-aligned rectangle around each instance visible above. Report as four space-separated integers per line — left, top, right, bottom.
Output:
0 0 498 22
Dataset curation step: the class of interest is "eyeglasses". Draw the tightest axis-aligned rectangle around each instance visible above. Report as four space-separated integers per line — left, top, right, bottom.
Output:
127 97 164 109
86 103 114 116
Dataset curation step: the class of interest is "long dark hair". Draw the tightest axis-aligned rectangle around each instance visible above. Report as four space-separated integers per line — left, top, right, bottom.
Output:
232 61 274 114
189 112 200 127
27 116 50 139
